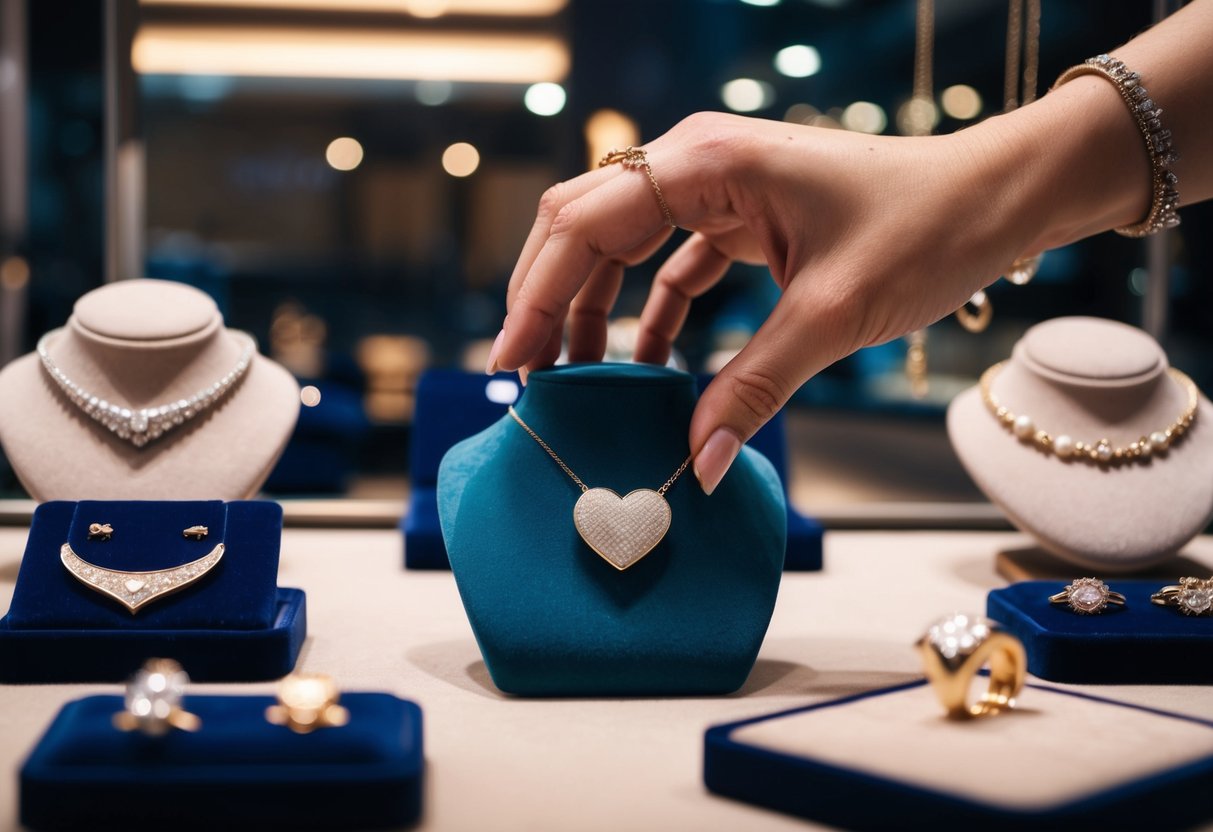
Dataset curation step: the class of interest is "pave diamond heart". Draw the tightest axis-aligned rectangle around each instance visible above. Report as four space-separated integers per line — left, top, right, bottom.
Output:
124 579 146 594
573 487 672 571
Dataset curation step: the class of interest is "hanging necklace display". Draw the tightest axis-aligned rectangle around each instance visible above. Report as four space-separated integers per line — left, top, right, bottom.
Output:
37 329 256 448
507 406 692 571
956 0 1043 333
60 542 226 614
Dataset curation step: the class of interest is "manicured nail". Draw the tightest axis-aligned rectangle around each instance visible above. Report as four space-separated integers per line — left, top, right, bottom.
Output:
485 330 504 375
518 366 529 386
693 428 741 496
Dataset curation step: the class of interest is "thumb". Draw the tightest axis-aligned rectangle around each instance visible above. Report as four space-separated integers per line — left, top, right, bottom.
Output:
689 293 830 495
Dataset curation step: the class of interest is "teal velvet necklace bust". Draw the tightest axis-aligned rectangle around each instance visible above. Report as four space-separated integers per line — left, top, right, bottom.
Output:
437 363 786 696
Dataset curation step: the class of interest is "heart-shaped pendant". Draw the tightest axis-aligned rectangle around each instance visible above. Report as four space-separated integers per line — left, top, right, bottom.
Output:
573 487 672 571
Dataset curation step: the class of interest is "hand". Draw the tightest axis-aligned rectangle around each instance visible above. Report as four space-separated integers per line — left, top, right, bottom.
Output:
485 109 1119 493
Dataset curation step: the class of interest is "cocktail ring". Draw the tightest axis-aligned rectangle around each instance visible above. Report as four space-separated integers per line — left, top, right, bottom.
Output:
112 658 201 736
1048 578 1126 614
916 613 1026 720
1151 577 1213 616
265 673 350 734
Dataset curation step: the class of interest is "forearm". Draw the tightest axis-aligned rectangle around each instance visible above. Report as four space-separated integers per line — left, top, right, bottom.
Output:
965 0 1213 255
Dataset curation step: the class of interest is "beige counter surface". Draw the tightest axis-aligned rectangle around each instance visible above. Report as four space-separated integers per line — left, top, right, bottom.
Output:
0 527 1210 831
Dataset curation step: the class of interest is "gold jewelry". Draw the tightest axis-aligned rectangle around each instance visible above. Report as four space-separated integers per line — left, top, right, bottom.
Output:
1151 577 1213 616
265 674 350 734
955 290 993 334
88 522 113 541
1049 578 1126 614
507 405 691 571
182 525 209 540
113 659 201 736
917 613 1026 720
60 542 225 614
37 328 256 448
1052 55 1179 237
980 361 1199 464
598 146 675 228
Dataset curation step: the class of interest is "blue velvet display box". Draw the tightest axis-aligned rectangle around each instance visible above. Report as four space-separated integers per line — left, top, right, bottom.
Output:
987 580 1213 684
0 500 306 683
404 369 822 570
20 692 423 831
705 679 1213 831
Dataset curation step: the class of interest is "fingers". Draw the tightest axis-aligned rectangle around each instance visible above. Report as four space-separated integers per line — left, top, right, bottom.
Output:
566 259 623 364
690 287 838 495
496 166 677 373
634 233 734 365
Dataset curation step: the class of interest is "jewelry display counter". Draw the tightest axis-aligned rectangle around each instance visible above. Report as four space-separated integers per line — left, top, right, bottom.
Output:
1 525 1211 831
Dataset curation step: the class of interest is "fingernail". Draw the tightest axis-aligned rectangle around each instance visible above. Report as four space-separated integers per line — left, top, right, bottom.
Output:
485 330 504 375
693 428 741 496
518 366 529 386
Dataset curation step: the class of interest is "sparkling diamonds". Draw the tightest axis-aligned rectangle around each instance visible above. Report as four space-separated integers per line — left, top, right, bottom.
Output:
924 613 992 662
1053 577 1121 615
60 542 225 614
36 329 256 449
1177 578 1213 616
120 659 193 736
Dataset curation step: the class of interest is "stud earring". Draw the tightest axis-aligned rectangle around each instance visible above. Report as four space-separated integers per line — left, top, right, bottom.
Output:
182 525 209 540
88 523 113 541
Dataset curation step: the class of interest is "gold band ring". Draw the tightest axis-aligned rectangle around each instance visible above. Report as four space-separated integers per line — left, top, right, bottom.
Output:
1151 577 1213 616
917 614 1026 720
1048 578 1126 615
265 673 350 734
598 146 675 227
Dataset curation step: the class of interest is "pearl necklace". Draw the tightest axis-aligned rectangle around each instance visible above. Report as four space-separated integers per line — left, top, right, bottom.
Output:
37 328 255 448
980 361 1199 464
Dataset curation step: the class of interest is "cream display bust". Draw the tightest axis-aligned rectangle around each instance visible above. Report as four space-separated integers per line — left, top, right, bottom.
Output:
948 316 1213 571
0 279 299 500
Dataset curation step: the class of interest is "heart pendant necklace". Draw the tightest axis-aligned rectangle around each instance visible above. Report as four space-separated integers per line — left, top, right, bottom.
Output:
508 406 692 571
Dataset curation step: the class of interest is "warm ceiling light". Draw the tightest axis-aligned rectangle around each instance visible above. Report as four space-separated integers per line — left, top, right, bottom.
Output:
720 78 773 113
442 142 480 177
132 25 569 84
325 137 363 171
940 84 983 120
583 108 638 170
138 0 568 16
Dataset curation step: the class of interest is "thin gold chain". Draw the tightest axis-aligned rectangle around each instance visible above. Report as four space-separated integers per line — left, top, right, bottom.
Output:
507 406 692 496
598 147 675 228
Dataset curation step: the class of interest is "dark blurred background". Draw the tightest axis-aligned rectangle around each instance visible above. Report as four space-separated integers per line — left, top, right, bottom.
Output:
0 0 1207 512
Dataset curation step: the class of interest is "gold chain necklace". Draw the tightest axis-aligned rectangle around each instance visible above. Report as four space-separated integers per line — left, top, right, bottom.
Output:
980 362 1199 464
507 406 692 571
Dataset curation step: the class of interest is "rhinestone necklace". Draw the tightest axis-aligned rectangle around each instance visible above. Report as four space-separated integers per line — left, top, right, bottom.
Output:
980 361 1199 464
507 405 691 571
37 328 255 448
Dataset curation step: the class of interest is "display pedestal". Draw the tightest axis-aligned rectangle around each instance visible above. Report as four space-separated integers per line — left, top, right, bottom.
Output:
20 693 423 831
0 500 306 682
705 679 1213 831
405 369 822 570
987 580 1213 684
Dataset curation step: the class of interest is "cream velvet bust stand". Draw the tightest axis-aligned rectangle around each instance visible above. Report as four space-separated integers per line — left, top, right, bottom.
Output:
948 316 1213 571
0 280 299 500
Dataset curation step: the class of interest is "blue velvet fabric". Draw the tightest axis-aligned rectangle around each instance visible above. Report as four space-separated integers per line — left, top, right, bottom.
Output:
408 368 820 570
437 364 785 696
987 581 1213 684
704 679 1213 832
0 501 306 682
20 693 423 831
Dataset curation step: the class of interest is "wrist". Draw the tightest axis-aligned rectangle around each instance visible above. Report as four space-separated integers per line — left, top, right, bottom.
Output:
966 73 1151 255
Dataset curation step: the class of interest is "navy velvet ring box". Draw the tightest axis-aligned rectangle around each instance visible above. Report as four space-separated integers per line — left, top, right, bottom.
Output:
0 500 306 683
20 692 424 831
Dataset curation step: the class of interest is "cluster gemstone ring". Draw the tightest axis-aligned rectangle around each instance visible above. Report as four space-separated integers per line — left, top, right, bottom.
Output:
1151 577 1213 616
112 658 201 736
916 613 1026 720
1049 578 1126 615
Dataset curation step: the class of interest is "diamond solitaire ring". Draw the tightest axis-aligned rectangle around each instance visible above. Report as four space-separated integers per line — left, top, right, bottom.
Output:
916 613 1026 720
265 674 350 734
1049 578 1126 615
1151 577 1213 616
112 658 201 736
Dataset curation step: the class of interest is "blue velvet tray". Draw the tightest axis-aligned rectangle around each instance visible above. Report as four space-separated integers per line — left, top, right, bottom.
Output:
20 692 423 831
0 500 306 682
404 369 822 571
705 679 1213 831
987 580 1213 684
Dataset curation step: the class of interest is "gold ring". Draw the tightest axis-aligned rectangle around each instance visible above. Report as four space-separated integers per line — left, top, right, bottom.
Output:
265 673 350 734
112 658 201 736
1048 578 1126 615
916 613 1026 720
1151 577 1213 616
598 146 675 227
